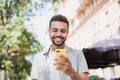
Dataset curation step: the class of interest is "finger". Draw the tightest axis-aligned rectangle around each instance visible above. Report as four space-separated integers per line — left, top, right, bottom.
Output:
54 63 66 70
55 58 62 64
55 64 69 72
54 63 63 70
60 55 70 63
54 62 65 66
55 57 65 63
59 54 66 59
59 55 68 62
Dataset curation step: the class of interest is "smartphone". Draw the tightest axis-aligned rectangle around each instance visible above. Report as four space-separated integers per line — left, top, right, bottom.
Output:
55 49 67 59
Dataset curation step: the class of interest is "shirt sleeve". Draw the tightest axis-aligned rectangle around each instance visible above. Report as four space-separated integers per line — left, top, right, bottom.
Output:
30 55 39 79
77 51 89 73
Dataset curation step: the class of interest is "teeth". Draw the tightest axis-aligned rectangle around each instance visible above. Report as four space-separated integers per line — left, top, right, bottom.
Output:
56 38 61 41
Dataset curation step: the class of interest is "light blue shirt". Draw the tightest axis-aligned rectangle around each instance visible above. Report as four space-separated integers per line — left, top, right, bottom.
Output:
31 44 89 80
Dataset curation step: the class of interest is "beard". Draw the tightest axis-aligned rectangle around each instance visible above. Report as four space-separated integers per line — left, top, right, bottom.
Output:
50 36 66 46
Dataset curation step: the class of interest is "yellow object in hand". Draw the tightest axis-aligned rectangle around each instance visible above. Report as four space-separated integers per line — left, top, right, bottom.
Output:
55 49 67 59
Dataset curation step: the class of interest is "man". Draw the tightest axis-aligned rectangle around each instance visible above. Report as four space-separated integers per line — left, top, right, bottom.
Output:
31 14 89 80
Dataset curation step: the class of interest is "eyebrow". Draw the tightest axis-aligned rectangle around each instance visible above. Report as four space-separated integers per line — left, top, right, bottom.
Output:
51 28 67 30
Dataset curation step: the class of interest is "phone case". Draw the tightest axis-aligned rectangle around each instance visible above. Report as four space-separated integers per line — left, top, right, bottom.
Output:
55 49 66 59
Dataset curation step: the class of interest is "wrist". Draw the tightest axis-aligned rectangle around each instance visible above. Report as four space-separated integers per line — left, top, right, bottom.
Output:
69 71 78 80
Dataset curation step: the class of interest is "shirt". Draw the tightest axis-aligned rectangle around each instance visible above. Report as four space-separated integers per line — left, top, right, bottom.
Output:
31 44 89 80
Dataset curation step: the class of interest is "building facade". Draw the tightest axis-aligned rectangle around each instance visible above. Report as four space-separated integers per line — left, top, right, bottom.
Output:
58 0 120 49
57 0 120 79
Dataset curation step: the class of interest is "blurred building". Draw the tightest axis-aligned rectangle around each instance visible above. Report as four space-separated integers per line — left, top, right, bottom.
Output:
57 0 120 79
58 0 120 49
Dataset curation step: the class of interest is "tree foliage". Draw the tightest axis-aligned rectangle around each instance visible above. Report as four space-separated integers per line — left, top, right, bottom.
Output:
0 0 56 79
89 75 105 80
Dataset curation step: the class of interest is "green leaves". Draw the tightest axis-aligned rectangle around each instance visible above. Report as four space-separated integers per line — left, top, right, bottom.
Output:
0 16 42 79
0 0 59 79
0 0 42 79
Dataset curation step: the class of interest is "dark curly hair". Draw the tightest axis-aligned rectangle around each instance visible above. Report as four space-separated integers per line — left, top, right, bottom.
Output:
49 14 69 29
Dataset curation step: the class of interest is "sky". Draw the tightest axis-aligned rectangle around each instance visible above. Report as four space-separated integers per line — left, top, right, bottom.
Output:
26 1 55 49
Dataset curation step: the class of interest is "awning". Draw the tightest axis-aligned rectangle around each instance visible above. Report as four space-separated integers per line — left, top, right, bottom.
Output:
82 34 120 69
89 34 120 52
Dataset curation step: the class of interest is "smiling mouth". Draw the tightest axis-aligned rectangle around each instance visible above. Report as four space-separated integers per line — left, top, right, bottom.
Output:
52 37 65 46
55 37 62 41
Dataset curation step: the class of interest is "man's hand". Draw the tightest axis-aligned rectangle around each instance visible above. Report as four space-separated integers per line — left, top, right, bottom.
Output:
54 55 89 80
54 55 74 75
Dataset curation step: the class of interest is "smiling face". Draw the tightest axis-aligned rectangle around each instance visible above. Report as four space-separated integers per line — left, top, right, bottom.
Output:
48 21 68 47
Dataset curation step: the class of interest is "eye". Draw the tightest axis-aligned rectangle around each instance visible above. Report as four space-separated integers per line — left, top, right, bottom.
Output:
52 29 57 32
61 29 67 33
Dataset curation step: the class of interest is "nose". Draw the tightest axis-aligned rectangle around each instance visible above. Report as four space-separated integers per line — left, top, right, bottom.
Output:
56 31 62 36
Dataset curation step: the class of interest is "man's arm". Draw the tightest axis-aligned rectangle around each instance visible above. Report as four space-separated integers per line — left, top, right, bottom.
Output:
70 72 89 80
54 55 89 80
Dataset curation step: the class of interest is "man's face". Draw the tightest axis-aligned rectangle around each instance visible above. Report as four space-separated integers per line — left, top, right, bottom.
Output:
48 21 68 46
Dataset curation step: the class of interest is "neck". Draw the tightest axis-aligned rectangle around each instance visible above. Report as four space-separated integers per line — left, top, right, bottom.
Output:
51 44 65 51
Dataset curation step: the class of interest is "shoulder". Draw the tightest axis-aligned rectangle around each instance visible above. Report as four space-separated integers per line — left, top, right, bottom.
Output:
66 45 83 55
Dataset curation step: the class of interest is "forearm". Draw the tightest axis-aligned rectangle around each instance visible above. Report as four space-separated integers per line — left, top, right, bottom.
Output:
70 71 89 80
